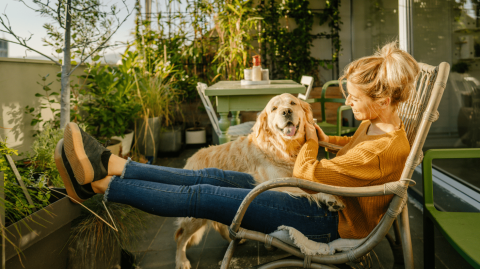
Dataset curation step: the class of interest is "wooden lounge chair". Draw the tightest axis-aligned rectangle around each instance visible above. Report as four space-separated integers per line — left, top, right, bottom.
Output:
219 62 450 269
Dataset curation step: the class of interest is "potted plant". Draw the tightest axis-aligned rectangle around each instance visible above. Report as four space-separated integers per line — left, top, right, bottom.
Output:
81 62 141 156
123 46 183 162
184 99 208 147
1 139 81 269
66 195 144 269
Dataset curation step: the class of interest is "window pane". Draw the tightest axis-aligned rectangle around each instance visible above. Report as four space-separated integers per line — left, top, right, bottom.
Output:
413 0 480 188
352 0 399 59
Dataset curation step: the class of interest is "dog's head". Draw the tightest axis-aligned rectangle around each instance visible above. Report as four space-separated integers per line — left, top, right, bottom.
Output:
252 93 314 161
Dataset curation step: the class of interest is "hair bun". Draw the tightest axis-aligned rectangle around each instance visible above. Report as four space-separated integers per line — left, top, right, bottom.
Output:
339 41 420 107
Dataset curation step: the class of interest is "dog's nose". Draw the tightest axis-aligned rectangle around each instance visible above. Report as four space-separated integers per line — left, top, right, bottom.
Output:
282 108 293 117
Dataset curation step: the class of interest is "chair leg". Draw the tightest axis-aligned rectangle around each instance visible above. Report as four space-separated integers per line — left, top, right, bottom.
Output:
385 219 404 264
423 213 435 268
399 205 415 269
220 239 239 269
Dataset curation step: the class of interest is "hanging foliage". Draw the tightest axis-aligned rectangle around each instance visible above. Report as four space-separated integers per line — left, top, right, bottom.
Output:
257 0 342 83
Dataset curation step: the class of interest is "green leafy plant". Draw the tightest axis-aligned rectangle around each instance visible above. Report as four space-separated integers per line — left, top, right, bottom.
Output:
123 46 183 127
81 62 142 142
257 0 342 82
24 122 64 187
211 0 263 81
0 140 52 226
24 74 61 133
25 73 84 136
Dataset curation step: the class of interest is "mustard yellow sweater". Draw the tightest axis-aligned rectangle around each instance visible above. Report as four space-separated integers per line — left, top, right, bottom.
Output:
293 121 410 239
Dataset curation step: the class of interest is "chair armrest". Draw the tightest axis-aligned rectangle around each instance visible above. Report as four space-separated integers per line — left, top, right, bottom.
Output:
423 149 480 208
337 105 352 134
228 177 411 236
318 141 343 153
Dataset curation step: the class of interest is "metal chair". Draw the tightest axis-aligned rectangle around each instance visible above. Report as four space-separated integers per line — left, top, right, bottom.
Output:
219 62 450 269
310 80 357 137
196 83 255 142
423 148 480 268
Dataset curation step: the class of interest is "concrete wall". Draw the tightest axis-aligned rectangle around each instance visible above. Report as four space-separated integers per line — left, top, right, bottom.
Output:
0 57 87 156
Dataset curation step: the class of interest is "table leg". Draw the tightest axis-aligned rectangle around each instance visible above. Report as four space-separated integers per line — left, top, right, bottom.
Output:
218 112 231 144
231 111 241 126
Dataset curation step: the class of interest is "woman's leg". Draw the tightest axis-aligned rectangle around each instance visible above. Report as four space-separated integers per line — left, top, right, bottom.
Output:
104 176 339 243
62 122 256 190
115 158 257 189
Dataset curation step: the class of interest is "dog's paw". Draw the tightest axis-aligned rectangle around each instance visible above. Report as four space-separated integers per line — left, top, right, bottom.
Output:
238 239 247 245
175 260 191 269
324 194 345 212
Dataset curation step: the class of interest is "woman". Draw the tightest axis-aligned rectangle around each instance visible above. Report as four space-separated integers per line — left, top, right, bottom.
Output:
55 41 418 243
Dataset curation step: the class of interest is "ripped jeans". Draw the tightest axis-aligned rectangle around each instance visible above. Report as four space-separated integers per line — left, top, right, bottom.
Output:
104 160 339 243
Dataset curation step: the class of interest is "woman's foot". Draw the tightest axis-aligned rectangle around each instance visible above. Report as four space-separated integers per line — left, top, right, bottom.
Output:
54 139 95 203
63 122 126 184
91 176 113 194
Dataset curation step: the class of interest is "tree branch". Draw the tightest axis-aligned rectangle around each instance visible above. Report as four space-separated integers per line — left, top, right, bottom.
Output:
0 38 61 64
70 0 133 74
0 14 61 65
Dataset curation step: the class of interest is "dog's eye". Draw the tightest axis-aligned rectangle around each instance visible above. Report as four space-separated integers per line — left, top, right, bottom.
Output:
272 107 277 111
290 101 296 105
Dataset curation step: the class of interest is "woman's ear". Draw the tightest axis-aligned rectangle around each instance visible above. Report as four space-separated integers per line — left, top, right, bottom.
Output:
377 97 391 108
253 109 268 138
299 99 314 124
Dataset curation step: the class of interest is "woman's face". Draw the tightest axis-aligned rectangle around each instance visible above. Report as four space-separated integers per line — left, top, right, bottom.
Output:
345 81 378 121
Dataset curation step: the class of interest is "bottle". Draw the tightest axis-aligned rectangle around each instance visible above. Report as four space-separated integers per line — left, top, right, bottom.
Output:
252 55 262 81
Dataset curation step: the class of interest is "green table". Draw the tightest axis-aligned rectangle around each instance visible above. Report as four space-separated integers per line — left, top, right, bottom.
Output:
205 80 305 144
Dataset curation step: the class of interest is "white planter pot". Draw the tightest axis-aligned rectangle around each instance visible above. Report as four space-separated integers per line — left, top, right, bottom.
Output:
186 127 206 144
106 139 122 156
112 130 134 157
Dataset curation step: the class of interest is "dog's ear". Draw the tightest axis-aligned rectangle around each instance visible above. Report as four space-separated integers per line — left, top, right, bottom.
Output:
299 99 314 124
253 109 268 138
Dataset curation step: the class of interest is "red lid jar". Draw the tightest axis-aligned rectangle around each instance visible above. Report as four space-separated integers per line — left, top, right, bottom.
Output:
253 55 261 66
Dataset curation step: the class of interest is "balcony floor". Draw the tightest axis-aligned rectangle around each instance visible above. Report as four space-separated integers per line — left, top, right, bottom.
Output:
125 148 474 269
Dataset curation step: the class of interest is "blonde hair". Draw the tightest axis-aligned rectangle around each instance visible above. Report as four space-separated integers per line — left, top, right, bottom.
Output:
339 41 420 107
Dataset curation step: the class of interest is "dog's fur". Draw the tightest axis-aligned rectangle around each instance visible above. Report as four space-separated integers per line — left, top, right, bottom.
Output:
174 94 344 269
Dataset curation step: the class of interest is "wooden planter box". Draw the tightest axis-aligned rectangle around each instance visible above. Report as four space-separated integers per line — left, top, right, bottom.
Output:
3 195 81 269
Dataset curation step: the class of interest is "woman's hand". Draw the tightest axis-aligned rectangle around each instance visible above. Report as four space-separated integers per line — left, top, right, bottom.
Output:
305 122 329 143
315 124 329 143
305 122 318 143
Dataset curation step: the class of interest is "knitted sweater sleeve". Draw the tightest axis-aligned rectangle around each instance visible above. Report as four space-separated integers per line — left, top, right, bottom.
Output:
327 135 352 147
293 139 383 188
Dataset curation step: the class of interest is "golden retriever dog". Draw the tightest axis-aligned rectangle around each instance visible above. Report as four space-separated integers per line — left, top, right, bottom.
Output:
174 93 344 269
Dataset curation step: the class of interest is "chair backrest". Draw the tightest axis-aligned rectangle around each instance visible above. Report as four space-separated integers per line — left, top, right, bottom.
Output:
196 82 222 136
397 62 450 180
297 76 314 100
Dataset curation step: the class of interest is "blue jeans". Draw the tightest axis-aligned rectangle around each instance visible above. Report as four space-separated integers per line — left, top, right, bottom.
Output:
105 160 339 243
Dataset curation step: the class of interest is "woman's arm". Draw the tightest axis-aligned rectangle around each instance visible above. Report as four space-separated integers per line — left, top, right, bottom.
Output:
327 135 352 147
293 140 382 188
